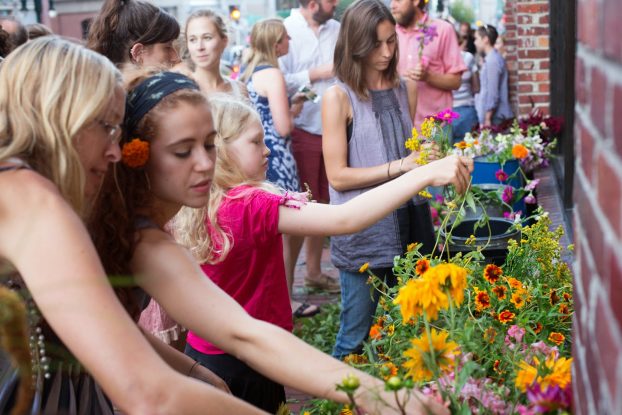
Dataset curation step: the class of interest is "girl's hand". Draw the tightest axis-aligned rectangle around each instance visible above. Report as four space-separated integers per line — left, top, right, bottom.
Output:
400 142 442 173
190 364 232 394
424 155 473 194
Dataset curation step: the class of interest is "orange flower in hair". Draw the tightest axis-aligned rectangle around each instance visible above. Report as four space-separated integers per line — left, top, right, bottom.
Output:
122 138 150 168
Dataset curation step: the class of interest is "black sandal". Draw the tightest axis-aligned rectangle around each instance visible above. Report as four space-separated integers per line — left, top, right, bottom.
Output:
292 302 320 318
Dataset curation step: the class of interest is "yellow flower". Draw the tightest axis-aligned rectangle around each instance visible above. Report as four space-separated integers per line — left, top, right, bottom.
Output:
407 242 417 252
511 291 526 309
446 200 457 210
421 117 435 138
418 190 432 198
393 263 467 321
386 324 395 336
515 359 538 392
358 262 369 273
403 329 459 382
405 136 421 151
515 351 572 392
340 406 353 415
454 141 468 150
483 327 497 343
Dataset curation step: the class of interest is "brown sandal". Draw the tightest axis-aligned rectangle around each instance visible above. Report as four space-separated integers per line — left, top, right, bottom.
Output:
304 273 341 293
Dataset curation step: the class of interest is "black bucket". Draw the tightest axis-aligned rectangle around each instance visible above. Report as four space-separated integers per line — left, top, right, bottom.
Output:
440 218 520 265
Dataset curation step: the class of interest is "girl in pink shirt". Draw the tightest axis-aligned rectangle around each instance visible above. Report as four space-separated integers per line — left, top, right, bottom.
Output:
175 94 473 411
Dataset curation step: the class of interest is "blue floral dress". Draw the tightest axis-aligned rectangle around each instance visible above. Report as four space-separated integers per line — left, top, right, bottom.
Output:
246 65 300 192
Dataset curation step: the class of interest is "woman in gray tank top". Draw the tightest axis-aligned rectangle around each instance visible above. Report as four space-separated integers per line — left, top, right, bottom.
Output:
322 0 442 359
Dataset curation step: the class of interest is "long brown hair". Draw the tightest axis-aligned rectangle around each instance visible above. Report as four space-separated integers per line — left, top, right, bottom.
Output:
334 0 400 100
89 67 207 317
86 0 180 66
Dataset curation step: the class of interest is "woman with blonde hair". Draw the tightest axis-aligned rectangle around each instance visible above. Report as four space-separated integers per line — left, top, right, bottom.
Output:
184 9 247 97
240 18 315 317
0 37 252 414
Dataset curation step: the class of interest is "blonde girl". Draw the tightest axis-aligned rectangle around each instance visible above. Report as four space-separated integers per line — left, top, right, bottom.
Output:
175 94 472 412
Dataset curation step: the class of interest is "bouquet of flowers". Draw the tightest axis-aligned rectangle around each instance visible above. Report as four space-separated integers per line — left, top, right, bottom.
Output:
455 121 557 173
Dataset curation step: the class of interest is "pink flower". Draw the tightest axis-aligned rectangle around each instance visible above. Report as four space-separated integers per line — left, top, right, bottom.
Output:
526 384 573 413
525 179 540 191
525 194 537 204
495 169 509 182
434 108 460 125
505 325 526 349
502 186 514 204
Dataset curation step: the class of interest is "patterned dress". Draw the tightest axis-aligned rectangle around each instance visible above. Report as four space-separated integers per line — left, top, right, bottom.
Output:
246 65 300 192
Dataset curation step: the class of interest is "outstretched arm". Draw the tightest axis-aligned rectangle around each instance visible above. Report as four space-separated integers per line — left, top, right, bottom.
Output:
132 232 448 415
278 155 473 236
0 171 264 415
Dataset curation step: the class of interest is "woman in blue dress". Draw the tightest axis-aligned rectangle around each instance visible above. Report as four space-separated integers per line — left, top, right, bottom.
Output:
239 18 319 317
239 18 304 193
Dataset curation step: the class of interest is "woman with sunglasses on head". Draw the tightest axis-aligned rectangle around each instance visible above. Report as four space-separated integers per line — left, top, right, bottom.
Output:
0 37 252 415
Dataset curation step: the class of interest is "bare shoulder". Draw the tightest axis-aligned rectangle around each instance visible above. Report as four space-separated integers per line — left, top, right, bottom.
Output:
132 228 194 271
0 169 65 216
323 85 351 119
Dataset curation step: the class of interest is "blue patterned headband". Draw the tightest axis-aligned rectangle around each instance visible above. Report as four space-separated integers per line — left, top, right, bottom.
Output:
125 71 200 135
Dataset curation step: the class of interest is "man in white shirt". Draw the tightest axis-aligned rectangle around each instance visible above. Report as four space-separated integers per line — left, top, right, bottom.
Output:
279 0 341 306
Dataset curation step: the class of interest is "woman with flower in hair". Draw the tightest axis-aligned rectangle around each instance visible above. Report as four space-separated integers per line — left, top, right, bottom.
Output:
0 36 247 415
90 68 456 414
174 94 471 411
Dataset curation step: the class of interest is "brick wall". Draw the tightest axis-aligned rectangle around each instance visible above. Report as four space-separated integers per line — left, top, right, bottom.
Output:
503 0 550 117
573 0 622 413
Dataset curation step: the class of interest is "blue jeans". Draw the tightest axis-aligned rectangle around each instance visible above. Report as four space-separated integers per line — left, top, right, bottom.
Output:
332 267 397 359
452 105 479 142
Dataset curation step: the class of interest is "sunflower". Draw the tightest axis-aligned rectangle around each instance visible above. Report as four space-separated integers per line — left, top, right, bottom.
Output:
415 258 430 276
403 329 459 382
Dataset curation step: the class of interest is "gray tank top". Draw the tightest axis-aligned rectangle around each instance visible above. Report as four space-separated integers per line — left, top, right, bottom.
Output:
329 80 430 271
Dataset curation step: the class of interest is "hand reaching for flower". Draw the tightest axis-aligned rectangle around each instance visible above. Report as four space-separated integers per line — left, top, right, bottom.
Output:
421 155 474 194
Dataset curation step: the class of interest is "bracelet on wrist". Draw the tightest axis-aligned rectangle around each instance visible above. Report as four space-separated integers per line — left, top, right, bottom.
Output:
398 158 405 174
188 361 200 376
387 160 393 179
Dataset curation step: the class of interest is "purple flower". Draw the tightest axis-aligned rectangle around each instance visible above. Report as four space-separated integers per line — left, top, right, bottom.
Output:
435 194 445 204
502 186 514 204
525 194 537 204
526 384 572 413
524 179 540 191
416 24 438 46
495 169 509 182
434 108 460 125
